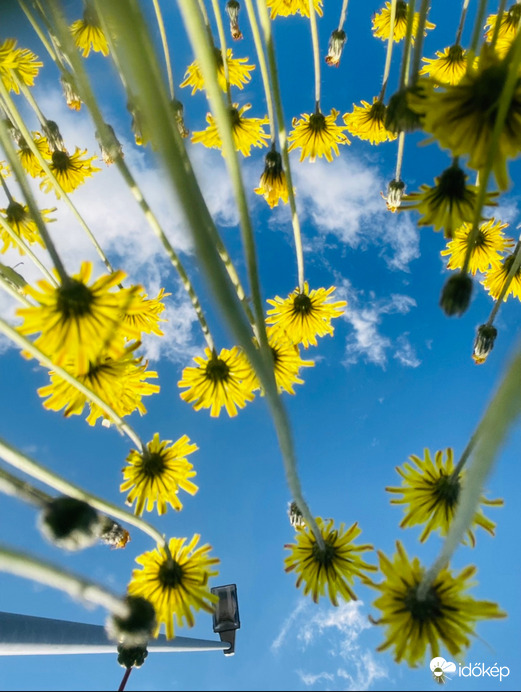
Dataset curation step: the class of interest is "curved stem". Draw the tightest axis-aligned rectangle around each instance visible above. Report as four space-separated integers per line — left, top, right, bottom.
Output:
308 0 321 108
0 544 128 618
152 0 175 99
0 436 167 548
243 0 276 143
256 0 305 291
0 107 67 283
338 0 350 31
379 0 397 101
0 317 145 452
455 0 471 46
210 0 233 106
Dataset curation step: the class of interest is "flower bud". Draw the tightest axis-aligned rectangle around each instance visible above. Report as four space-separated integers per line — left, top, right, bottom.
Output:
117 644 148 669
60 73 82 111
106 596 156 647
39 497 104 550
381 178 406 212
439 274 473 317
43 120 66 153
99 517 131 549
288 501 305 528
226 1 242 41
325 30 347 67
171 99 189 138
472 324 497 364
385 87 423 134
95 122 124 164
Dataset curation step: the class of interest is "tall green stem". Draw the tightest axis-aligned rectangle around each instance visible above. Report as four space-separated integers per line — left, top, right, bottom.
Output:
338 0 350 31
210 0 233 106
308 0 321 109
152 0 175 99
455 0 471 45
411 0 431 79
485 237 521 323
379 0 397 101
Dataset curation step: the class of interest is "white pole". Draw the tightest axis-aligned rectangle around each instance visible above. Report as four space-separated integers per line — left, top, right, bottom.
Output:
0 612 231 655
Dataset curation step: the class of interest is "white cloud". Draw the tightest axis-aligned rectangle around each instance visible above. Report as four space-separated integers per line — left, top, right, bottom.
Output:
335 279 420 369
272 600 388 692
289 156 419 272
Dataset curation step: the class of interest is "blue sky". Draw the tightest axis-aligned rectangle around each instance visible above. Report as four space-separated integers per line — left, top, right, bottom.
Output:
0 0 520 690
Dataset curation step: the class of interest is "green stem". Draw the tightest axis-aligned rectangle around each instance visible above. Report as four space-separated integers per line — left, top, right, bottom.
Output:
15 82 116 275
0 317 145 451
243 0 276 143
43 0 216 352
411 0 430 80
461 30 521 274
0 544 128 617
210 0 233 106
0 464 53 507
455 0 471 45
0 108 67 283
418 346 521 598
449 431 478 481
399 0 415 89
486 237 521 322
468 0 489 62
0 436 167 548
256 0 305 291
338 0 350 31
489 0 508 51
394 130 405 180
308 0 321 108
152 0 175 99
379 0 397 101
18 0 59 64
0 272 32 306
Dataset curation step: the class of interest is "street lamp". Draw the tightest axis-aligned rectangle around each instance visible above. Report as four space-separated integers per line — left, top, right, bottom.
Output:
211 583 240 656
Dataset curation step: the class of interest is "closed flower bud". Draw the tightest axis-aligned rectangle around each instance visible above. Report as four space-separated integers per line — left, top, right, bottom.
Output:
106 595 157 647
60 73 82 111
171 99 189 138
99 517 131 548
43 120 66 153
39 497 104 550
472 324 498 364
226 1 242 40
385 87 423 134
95 122 124 164
288 501 305 528
325 30 347 67
117 644 148 669
439 274 473 316
381 178 406 212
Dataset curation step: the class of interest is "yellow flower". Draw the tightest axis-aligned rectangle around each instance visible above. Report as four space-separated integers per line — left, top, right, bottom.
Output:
398 163 499 238
127 535 219 639
0 161 10 178
285 518 376 605
17 133 51 178
482 253 521 301
120 287 170 338
409 47 521 191
40 148 101 195
180 48 255 95
121 433 198 516
386 448 503 546
178 346 256 417
251 333 315 395
0 39 42 93
17 262 137 373
441 219 514 275
370 542 506 666
38 345 160 426
288 108 349 163
343 98 397 145
191 104 269 157
266 282 346 349
266 0 323 19
372 1 435 43
254 148 289 208
70 9 109 58
0 201 54 254
420 45 468 85
485 4 521 58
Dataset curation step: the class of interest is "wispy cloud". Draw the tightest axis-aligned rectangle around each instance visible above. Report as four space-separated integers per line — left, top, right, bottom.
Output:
334 279 420 369
273 600 388 692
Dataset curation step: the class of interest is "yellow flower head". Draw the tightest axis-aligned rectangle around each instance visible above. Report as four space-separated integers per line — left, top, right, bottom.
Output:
0 39 42 93
38 344 160 426
482 252 521 301
120 287 170 338
0 201 54 254
343 98 398 145
254 148 289 208
285 518 377 605
70 8 109 58
485 4 521 58
288 108 350 163
191 104 269 157
17 262 138 373
40 148 101 195
127 535 219 639
386 448 504 546
266 0 323 19
180 48 255 95
409 48 521 191
420 45 468 86
17 133 51 178
121 433 198 516
250 333 315 395
441 219 514 275
266 282 346 349
370 542 506 666
372 1 435 43
178 346 256 417
398 163 499 238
